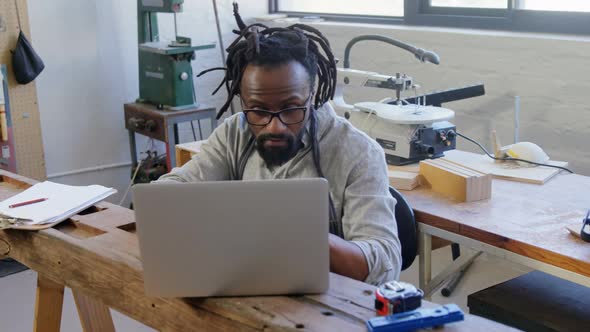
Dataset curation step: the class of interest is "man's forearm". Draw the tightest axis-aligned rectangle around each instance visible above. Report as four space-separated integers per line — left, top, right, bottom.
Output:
328 234 369 281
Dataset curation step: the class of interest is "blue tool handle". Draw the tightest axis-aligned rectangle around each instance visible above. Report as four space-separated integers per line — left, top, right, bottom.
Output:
366 304 464 332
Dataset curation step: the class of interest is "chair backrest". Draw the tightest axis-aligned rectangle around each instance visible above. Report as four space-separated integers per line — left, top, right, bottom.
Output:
389 186 418 271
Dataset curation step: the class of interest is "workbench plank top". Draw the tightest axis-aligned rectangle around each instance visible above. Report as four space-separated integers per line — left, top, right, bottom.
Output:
404 173 590 278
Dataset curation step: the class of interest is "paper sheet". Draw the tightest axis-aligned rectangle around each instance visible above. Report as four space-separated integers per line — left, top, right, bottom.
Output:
0 181 116 225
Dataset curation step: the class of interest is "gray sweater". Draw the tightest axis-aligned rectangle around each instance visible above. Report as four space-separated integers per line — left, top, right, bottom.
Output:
157 103 401 285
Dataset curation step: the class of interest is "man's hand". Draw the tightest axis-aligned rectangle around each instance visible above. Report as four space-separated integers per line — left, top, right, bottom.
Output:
328 234 369 281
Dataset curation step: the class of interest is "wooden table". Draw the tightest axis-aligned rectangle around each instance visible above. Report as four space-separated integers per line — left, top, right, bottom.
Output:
175 140 205 168
0 170 515 331
403 173 590 296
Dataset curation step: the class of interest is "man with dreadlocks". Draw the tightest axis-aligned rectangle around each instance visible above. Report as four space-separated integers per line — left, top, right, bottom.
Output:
157 4 401 285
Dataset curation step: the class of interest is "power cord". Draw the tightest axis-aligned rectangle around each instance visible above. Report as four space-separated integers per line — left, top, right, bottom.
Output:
455 131 574 174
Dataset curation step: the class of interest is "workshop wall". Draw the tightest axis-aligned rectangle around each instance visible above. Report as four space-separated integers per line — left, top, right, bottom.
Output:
313 23 590 175
25 0 590 206
26 0 266 205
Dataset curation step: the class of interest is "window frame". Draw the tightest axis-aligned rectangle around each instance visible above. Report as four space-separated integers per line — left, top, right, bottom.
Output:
269 0 590 35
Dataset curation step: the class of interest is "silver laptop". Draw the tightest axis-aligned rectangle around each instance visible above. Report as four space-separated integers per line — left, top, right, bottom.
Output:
132 178 329 297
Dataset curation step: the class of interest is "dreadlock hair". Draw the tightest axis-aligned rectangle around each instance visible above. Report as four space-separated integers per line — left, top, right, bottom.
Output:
198 3 337 120
199 4 342 236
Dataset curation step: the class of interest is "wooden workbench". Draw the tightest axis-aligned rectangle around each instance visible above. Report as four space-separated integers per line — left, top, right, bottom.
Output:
0 170 515 331
404 172 590 294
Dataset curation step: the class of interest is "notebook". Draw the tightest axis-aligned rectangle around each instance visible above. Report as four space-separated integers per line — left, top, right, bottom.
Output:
0 181 116 225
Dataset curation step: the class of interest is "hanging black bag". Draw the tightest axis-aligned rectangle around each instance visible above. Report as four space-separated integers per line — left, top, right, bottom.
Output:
11 0 44 85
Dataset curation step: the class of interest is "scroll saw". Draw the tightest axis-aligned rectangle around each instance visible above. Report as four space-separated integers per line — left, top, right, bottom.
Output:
331 35 485 165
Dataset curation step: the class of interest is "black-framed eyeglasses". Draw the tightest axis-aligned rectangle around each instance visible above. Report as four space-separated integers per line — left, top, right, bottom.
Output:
581 209 590 243
240 94 312 126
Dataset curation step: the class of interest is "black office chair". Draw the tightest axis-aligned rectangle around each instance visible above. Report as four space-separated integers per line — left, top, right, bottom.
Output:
390 186 466 296
389 186 418 271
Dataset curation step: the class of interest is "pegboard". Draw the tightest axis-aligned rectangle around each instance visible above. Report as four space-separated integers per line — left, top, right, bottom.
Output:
0 0 46 180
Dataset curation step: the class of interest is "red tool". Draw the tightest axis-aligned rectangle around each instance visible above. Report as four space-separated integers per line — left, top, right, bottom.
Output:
375 281 424 316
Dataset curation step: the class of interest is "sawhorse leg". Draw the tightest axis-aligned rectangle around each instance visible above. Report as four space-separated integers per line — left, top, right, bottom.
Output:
34 275 64 332
34 275 115 332
73 290 115 332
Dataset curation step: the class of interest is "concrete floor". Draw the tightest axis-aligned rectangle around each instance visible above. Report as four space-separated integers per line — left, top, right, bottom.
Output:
399 246 532 310
0 245 531 331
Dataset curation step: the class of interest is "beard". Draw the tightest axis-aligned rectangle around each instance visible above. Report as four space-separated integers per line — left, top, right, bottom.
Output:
255 131 304 168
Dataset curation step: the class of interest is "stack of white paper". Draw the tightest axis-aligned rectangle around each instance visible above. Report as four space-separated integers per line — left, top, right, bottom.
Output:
0 181 117 225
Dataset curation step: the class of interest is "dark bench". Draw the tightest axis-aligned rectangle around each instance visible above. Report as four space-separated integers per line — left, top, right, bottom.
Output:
468 271 590 332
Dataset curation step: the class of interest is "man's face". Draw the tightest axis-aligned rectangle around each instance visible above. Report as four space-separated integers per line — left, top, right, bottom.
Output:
240 61 312 167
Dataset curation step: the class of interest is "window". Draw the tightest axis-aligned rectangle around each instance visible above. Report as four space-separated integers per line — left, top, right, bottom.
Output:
270 0 590 35
430 0 507 9
429 0 590 12
517 0 590 12
277 0 404 17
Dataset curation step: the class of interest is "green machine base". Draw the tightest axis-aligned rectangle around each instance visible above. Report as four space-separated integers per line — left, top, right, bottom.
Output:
138 41 214 108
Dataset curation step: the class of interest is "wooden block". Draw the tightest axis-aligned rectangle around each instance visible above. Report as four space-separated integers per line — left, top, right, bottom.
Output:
436 159 492 201
431 159 476 178
175 140 205 167
388 163 420 173
437 158 483 177
427 159 477 200
388 170 420 190
419 159 491 202
420 160 469 202
174 147 192 168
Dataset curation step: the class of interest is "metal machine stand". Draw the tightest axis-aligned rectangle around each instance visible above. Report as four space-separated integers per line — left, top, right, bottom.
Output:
125 102 216 171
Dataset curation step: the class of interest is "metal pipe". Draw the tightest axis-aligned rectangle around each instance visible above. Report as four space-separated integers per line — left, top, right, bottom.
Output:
514 95 520 143
343 35 440 69
174 12 178 40
419 232 432 296
211 0 236 115
47 162 132 179
441 251 482 297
